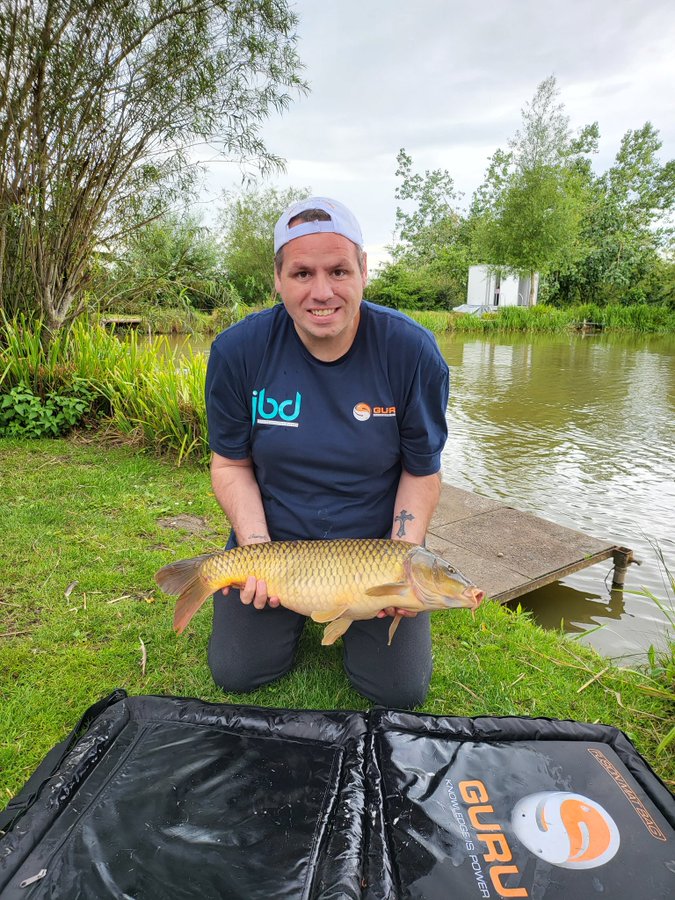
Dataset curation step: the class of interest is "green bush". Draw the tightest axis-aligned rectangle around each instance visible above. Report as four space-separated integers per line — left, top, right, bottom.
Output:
100 214 233 312
219 185 310 305
0 381 93 437
366 261 464 310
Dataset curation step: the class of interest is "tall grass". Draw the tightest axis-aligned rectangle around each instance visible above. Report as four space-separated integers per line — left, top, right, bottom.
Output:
405 303 675 335
0 317 209 464
624 542 675 755
90 334 209 464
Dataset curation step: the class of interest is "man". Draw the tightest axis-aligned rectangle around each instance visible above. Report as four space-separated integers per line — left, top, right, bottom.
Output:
205 197 449 707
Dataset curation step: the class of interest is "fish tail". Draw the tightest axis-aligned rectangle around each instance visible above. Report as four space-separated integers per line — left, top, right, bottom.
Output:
154 554 216 634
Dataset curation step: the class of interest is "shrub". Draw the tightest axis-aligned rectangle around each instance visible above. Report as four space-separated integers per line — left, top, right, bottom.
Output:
0 381 93 437
366 261 464 310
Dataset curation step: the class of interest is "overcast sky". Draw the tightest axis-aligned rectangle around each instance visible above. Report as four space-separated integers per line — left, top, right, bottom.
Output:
195 0 675 268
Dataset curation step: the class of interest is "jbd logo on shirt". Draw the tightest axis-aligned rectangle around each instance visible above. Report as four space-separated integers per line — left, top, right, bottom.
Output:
252 388 302 427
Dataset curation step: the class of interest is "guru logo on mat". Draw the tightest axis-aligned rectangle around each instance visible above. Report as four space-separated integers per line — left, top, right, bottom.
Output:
511 791 620 869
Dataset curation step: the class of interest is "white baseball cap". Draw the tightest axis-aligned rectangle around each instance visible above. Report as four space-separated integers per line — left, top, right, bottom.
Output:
274 196 364 253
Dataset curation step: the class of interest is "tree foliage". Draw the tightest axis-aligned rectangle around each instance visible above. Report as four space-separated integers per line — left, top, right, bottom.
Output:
100 214 232 311
373 77 673 311
472 76 596 303
550 123 675 305
367 150 469 309
393 148 462 261
0 0 306 331
219 184 310 304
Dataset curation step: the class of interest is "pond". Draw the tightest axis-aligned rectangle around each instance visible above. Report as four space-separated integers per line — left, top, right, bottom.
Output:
160 327 675 662
437 331 675 663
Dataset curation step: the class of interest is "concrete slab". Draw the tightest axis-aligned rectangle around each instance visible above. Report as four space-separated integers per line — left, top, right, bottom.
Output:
430 486 503 528
428 485 624 603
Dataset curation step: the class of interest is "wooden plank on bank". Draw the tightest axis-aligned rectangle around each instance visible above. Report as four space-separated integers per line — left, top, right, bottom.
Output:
427 484 629 602
100 315 143 326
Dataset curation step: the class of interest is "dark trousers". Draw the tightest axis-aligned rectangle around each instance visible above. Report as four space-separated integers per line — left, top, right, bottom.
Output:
207 589 433 708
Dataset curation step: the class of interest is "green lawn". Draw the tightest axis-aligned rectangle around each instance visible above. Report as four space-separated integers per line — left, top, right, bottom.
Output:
1 435 672 804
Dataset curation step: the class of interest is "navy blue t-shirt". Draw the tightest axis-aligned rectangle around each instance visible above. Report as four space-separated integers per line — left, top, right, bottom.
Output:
205 301 449 542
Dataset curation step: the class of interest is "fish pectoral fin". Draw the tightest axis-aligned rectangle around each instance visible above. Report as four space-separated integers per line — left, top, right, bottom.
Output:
311 606 350 623
321 618 353 646
365 581 409 598
387 614 403 646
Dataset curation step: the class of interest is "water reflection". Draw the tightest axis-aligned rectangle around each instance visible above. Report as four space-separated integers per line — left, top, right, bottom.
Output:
509 582 626 633
156 329 675 659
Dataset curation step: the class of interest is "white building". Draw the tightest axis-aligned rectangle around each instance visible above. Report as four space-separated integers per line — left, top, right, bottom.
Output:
462 265 539 311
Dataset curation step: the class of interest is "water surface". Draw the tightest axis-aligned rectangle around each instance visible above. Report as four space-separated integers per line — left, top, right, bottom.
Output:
438 332 675 661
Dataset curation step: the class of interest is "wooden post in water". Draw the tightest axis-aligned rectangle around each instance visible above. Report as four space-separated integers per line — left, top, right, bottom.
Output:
611 547 634 589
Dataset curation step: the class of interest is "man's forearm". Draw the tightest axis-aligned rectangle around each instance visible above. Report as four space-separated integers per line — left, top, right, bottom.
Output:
390 470 442 544
210 454 270 545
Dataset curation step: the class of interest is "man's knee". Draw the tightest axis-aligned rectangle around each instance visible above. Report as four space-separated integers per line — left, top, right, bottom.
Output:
347 669 431 709
207 647 295 693
343 616 433 708
208 592 302 693
208 650 261 693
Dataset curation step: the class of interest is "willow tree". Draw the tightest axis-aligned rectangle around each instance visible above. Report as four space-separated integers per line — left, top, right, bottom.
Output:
0 0 306 332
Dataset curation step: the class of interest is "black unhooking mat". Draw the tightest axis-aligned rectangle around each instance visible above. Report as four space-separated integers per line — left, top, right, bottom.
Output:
0 692 673 899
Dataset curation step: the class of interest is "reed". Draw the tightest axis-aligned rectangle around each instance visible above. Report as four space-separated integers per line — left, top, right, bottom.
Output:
1 317 209 463
623 542 675 754
404 310 453 334
405 304 675 335
0 315 77 393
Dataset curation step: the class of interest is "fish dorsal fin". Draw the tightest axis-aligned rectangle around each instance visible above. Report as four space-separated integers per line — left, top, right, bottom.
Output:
310 606 349 624
321 618 353 646
365 581 409 598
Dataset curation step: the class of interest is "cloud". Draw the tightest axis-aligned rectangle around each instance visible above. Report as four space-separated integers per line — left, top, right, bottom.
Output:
195 0 675 253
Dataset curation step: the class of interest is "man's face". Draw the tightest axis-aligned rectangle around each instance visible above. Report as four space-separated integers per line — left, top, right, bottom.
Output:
274 233 367 361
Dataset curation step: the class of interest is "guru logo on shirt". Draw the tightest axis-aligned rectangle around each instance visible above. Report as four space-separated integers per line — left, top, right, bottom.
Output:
353 403 371 421
353 402 396 421
252 388 302 427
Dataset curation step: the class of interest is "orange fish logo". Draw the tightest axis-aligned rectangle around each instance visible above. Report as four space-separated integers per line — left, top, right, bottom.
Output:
511 791 620 869
353 403 371 421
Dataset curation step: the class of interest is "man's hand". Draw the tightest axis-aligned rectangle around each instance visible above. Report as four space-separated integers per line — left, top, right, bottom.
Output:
376 606 418 620
221 578 281 610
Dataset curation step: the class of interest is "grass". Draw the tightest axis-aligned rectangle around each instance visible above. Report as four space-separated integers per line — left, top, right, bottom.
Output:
624 541 675 755
404 303 675 335
1 436 673 805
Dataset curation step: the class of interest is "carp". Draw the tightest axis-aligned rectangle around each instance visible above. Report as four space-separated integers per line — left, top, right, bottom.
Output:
155 538 485 646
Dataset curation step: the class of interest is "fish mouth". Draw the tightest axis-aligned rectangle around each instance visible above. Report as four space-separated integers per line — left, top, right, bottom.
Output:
464 587 485 608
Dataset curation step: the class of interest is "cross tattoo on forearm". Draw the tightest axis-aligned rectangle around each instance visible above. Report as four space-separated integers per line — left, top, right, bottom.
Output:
394 509 415 538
